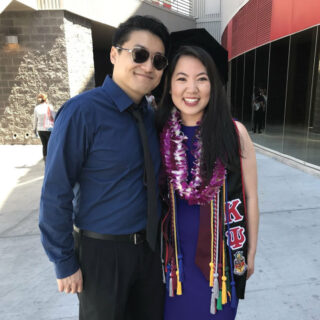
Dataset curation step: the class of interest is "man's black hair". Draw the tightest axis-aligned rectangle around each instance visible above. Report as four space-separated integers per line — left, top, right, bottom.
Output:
112 15 169 53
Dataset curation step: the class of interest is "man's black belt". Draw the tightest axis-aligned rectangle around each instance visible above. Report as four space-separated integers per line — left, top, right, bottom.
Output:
73 226 146 245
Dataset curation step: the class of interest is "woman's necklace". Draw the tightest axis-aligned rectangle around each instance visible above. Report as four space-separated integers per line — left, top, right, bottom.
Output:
160 108 226 205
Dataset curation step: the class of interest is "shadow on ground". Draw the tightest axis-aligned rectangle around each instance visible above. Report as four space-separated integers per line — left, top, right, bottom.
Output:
0 159 78 320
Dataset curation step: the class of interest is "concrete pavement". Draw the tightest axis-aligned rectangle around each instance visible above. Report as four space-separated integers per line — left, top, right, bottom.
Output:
0 145 319 320
0 145 78 320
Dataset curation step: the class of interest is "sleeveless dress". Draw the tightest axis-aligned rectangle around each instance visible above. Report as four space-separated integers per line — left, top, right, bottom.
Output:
164 125 238 320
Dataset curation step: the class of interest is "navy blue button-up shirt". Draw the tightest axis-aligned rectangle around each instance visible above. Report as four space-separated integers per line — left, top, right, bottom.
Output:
39 76 161 279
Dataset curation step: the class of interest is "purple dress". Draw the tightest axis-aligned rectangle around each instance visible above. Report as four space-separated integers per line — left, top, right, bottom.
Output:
164 125 238 320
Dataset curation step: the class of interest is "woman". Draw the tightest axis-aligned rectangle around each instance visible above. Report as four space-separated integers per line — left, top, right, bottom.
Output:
33 93 55 161
157 46 259 319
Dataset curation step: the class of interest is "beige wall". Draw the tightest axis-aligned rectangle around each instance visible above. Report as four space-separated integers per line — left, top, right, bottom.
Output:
64 12 95 97
0 10 95 144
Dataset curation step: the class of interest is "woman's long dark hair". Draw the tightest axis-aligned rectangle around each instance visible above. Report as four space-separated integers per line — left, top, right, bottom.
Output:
156 46 239 181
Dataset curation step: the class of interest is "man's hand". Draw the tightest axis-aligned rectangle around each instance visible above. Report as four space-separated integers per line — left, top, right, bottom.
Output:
57 268 83 294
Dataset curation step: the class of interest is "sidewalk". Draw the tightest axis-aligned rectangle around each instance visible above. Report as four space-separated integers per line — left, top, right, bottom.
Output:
0 145 319 320
0 145 78 320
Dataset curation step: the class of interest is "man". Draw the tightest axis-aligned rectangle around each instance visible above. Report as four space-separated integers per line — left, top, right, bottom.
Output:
39 15 169 320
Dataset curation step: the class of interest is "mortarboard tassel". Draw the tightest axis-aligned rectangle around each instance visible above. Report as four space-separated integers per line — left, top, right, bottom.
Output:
170 183 183 296
213 193 220 299
213 272 219 299
175 198 184 284
210 287 217 314
209 262 214 287
222 182 228 305
217 193 223 311
209 199 215 287
169 275 174 297
170 183 182 295
221 275 227 304
169 262 176 297
210 196 219 314
217 289 223 310
176 271 182 295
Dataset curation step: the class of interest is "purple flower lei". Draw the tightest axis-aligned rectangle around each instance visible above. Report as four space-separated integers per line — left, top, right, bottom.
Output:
160 108 226 205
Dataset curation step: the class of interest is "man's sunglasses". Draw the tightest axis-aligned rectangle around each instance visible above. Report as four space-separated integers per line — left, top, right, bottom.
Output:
116 46 168 71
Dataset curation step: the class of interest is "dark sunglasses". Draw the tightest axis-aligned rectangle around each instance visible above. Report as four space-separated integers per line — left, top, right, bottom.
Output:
116 46 168 70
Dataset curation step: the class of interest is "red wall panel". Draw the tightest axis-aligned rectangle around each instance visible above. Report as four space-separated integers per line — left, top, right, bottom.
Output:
270 0 320 40
270 0 293 40
223 0 320 60
292 0 320 34
256 0 272 45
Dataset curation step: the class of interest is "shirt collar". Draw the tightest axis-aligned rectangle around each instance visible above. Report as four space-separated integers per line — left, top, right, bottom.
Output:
102 75 148 113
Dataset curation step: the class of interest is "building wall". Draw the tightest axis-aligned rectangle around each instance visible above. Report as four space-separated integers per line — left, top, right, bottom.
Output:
193 0 221 42
0 1 196 145
221 0 249 36
222 0 320 60
227 2 320 168
135 2 196 31
38 0 196 32
192 0 251 41
0 10 95 144
312 38 320 134
64 12 95 97
2 0 196 32
192 0 250 44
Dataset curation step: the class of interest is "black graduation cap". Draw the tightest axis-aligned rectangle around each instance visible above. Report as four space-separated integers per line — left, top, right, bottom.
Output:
168 28 228 85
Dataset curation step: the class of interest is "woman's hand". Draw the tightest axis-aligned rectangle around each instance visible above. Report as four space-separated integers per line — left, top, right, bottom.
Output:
246 250 256 279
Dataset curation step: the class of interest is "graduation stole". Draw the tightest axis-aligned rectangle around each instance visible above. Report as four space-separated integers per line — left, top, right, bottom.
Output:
160 114 248 314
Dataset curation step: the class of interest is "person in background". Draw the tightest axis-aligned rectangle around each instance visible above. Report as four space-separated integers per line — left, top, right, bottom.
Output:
39 15 169 320
253 88 265 133
33 93 54 161
260 88 267 130
157 46 259 320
